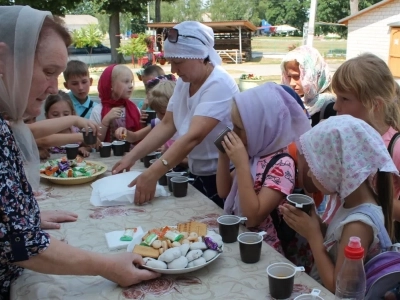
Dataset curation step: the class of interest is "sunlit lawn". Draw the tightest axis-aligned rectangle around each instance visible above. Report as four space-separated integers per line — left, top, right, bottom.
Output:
252 36 347 56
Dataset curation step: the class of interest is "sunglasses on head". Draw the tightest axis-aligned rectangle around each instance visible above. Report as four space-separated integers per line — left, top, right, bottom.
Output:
163 28 206 45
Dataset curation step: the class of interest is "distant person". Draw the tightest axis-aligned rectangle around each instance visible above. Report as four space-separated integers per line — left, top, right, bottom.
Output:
139 64 165 111
90 64 141 142
281 45 336 127
63 60 97 119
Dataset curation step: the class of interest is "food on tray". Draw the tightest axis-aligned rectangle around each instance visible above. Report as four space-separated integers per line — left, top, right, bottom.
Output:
120 228 138 241
40 156 104 178
133 245 160 259
177 221 208 236
132 222 223 270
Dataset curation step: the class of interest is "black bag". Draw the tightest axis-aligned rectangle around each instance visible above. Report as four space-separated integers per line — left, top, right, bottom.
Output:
388 132 400 242
260 152 301 248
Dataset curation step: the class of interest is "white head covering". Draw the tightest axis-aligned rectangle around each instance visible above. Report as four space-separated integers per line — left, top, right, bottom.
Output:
299 115 398 199
0 6 51 191
163 21 222 66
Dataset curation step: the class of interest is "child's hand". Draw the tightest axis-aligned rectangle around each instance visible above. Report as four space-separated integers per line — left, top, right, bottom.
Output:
140 110 148 124
115 127 127 140
222 132 248 166
104 107 124 124
74 117 100 137
39 147 50 160
280 203 322 241
78 147 90 157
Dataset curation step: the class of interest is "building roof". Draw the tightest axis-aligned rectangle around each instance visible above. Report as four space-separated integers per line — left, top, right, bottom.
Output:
147 21 257 33
61 15 98 26
339 0 394 24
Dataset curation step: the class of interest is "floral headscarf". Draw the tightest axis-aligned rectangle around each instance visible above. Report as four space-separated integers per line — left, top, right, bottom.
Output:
299 115 398 199
281 45 335 116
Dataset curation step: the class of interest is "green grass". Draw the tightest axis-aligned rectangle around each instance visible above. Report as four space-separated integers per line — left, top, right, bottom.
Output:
251 36 347 56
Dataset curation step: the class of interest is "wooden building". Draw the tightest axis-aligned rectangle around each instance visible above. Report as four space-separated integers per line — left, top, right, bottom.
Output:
147 21 257 64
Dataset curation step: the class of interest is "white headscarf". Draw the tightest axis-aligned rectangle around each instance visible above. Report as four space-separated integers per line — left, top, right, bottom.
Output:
163 21 222 66
0 6 51 191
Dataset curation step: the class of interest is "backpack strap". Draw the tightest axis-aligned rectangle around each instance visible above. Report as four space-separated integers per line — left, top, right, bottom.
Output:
79 100 94 118
344 205 392 250
388 132 400 156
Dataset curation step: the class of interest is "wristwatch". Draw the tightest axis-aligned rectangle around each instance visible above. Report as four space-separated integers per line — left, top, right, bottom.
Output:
160 158 171 169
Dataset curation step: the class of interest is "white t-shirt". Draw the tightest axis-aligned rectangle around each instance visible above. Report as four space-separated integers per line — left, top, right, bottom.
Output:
310 203 383 283
167 65 239 176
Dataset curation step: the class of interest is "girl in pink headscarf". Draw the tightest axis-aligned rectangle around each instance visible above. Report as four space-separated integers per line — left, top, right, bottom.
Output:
217 83 311 255
281 115 397 292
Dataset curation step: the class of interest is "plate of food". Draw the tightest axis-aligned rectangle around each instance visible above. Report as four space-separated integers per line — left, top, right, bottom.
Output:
40 156 107 185
127 221 223 274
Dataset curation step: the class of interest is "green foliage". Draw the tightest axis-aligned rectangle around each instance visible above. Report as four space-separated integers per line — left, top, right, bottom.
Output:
117 33 148 57
264 0 310 33
12 0 82 15
71 24 104 49
317 0 382 37
150 0 203 23
206 0 256 22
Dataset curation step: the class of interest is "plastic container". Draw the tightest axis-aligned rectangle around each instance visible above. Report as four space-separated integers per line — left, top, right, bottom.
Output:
335 236 366 300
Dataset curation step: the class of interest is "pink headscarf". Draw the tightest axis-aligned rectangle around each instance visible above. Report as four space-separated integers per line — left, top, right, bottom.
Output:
299 115 398 199
224 83 311 216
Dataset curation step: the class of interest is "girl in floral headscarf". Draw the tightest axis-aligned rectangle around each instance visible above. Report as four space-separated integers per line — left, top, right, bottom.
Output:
281 45 336 127
281 115 397 292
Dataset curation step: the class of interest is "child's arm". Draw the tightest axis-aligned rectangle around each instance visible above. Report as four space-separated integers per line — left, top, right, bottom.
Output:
95 107 124 142
78 146 91 157
115 126 152 143
310 221 373 292
36 133 83 148
216 151 234 198
28 116 98 139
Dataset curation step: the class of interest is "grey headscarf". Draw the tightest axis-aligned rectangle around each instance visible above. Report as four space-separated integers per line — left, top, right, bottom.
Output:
0 6 51 191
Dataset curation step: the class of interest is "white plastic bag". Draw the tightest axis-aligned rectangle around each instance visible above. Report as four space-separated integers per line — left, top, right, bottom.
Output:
90 171 169 206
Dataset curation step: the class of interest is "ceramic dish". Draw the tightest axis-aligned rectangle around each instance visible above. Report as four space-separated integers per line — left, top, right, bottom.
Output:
127 228 223 275
40 160 107 185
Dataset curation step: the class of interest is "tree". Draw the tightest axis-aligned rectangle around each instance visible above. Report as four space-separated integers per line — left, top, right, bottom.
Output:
155 0 178 22
350 0 359 15
10 0 82 15
71 24 104 65
97 0 147 64
317 0 382 37
206 0 256 22
264 0 310 33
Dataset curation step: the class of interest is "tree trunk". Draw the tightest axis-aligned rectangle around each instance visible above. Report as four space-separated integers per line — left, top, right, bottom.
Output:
155 0 161 22
109 12 124 64
350 0 359 15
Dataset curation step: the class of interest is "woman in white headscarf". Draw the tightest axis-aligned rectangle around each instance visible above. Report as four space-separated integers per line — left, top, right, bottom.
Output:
0 6 159 298
113 21 239 208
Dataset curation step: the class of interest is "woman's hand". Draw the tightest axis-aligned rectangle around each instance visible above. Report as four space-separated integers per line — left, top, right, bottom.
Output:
40 210 78 229
128 171 158 205
112 154 137 174
104 107 124 125
102 253 160 287
115 127 127 140
73 117 100 137
222 132 248 167
280 203 322 241
78 146 91 157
